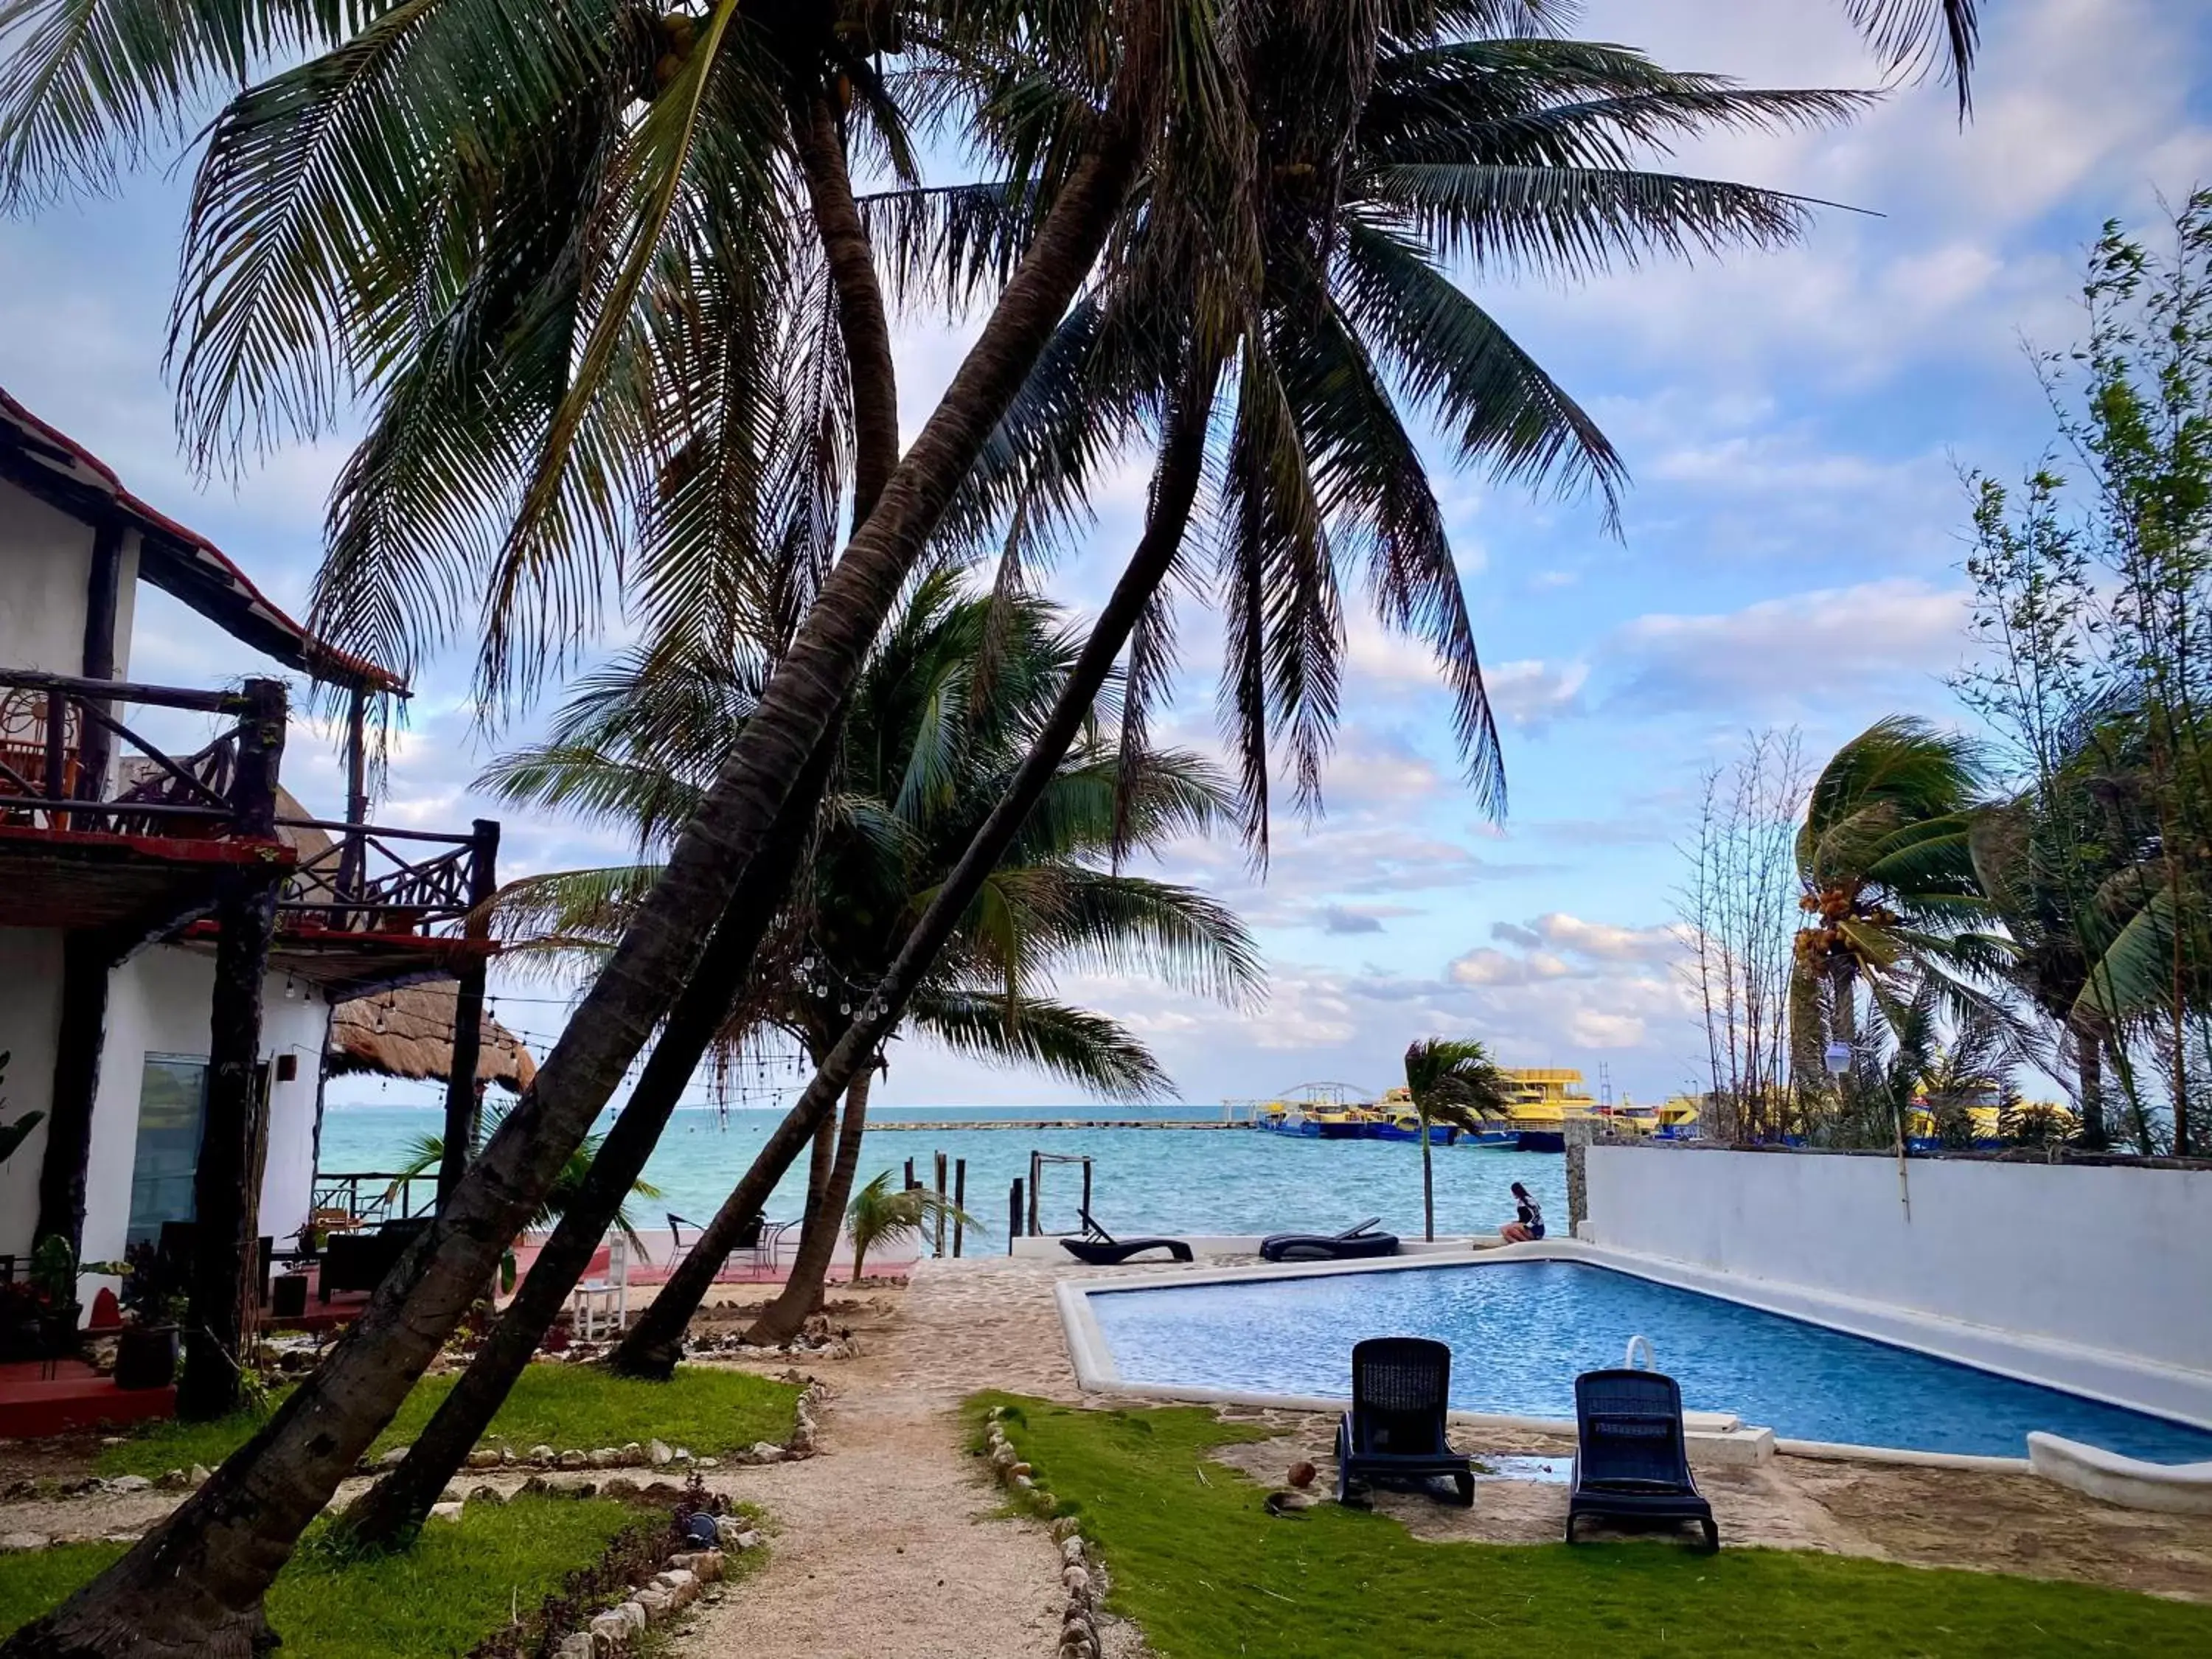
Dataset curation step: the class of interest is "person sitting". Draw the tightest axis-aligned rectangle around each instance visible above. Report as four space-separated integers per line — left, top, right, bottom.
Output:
1500 1181 1546 1243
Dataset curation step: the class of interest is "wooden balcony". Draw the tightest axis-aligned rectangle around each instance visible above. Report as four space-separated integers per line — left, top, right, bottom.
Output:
0 670 291 942
0 667 498 994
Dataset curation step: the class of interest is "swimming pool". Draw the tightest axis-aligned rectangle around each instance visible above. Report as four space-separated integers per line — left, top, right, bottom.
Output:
1083 1259 2212 1464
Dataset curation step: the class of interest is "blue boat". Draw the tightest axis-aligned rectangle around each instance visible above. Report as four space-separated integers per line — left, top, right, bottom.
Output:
1369 1110 1458 1145
1460 1129 1520 1150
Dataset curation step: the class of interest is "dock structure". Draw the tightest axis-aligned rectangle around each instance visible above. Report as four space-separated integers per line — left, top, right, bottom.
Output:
869 1118 1253 1132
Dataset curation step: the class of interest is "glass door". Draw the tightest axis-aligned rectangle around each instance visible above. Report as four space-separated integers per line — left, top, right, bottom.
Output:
127 1055 209 1245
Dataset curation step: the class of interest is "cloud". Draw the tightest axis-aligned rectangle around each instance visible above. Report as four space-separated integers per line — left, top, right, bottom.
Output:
1485 658 1589 732
1523 912 1680 964
1321 905 1385 936
1603 578 1972 717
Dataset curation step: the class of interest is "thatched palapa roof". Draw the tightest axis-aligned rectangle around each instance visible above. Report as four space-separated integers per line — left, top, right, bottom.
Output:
329 985 537 1092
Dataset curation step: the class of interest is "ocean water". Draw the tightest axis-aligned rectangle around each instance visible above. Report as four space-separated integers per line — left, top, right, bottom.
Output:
1088 1259 2212 1464
315 1104 1565 1241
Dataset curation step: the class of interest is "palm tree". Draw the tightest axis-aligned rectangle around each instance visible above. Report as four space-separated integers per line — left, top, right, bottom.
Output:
388 1106 664 1262
1402 1039 1514 1241
0 2 1982 1645
843 1170 979 1281
631 0 1877 1346
341 570 1255 1543
4 10 1197 1642
1791 717 1987 1123
605 571 1259 1368
487 571 1255 1335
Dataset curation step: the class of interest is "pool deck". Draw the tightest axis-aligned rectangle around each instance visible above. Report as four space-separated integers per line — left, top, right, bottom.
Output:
879 1253 2212 1601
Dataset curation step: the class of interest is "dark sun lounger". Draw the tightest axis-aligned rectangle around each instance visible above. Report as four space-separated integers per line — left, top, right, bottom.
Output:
1335 1336 1475 1506
1059 1208 1194 1266
1565 1368 1718 1549
1259 1216 1400 1262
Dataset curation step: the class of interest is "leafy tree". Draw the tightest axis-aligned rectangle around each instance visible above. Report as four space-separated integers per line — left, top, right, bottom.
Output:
606 0 1877 1382
1956 192 2212 1157
1402 1037 1513 1240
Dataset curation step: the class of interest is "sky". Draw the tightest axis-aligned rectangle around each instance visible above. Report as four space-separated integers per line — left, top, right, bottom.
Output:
4 0 2211 1114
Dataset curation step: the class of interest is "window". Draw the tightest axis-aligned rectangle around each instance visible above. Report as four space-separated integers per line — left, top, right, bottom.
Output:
126 1055 208 1246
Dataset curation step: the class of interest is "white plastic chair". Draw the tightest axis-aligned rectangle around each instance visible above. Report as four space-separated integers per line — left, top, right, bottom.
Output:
568 1233 630 1338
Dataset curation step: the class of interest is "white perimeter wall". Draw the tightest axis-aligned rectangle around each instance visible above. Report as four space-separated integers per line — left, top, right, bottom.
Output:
1585 1146 2212 1380
81 947 332 1265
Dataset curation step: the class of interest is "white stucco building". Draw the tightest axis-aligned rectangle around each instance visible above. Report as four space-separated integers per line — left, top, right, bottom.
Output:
0 388 498 1299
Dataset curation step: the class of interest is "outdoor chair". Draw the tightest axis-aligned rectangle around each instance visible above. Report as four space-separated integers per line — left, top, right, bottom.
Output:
568 1234 630 1338
1335 1336 1475 1507
752 1218 801 1276
1565 1368 1718 1549
319 1217 430 1302
1259 1217 1400 1262
1059 1208 1193 1267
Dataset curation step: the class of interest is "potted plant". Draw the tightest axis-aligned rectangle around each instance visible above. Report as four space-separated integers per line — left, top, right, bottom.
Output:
28 1235 83 1359
91 1244 183 1391
0 1279 42 1363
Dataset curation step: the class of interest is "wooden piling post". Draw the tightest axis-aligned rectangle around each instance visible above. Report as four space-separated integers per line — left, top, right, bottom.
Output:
953 1159 967 1257
932 1151 948 1256
1009 1179 1023 1253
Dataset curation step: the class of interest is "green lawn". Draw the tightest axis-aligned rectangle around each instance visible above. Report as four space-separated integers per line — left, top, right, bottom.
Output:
976 1394 2212 1659
97 1363 801 1479
0 1495 641 1656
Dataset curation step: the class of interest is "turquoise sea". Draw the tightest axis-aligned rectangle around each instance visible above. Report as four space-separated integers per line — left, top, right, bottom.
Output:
316 1104 1568 1242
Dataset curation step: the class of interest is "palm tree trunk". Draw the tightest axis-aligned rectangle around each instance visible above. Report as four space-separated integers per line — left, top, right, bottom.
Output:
613 366 1218 1377
2073 1015 2108 1150
800 1113 838 1251
792 89 898 526
5 51 1164 1654
1420 1118 1435 1242
335 739 833 1549
748 1064 875 1343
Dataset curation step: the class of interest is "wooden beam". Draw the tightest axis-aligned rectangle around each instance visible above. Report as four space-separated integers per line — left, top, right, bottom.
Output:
0 667 240 714
436 819 499 1207
73 517 125 821
35 933 111 1254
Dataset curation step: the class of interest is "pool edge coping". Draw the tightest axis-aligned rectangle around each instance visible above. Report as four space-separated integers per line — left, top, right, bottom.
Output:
1053 1239 2212 1471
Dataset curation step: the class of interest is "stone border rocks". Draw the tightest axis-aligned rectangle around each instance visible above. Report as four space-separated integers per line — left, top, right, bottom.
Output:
354 1374 830 1481
981 1407 1102 1659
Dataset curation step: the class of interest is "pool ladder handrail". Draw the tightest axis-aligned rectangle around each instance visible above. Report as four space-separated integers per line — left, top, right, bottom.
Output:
1623 1334 1656 1371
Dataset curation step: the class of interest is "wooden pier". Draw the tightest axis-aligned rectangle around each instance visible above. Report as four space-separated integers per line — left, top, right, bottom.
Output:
870 1118 1253 1132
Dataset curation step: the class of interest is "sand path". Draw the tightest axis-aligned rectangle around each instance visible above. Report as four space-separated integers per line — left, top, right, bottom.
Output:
667 1371 1067 1659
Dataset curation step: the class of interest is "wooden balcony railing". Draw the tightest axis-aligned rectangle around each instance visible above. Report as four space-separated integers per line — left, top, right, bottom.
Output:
275 818 498 938
0 670 283 838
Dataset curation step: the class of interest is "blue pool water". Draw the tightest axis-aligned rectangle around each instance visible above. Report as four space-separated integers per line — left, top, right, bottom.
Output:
1088 1259 2212 1464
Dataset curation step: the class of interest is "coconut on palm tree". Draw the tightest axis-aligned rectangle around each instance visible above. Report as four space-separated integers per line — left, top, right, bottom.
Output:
1402 1038 1514 1240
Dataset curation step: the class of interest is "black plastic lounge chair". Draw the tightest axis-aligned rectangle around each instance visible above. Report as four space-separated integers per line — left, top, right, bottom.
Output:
1565 1368 1718 1549
1059 1209 1193 1266
1335 1336 1475 1506
1259 1217 1400 1262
